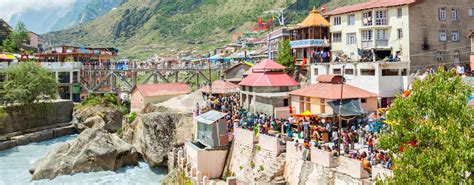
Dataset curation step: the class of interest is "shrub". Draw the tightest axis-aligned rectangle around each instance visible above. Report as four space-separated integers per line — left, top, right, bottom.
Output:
117 128 124 138
127 112 137 124
250 161 255 169
258 165 264 172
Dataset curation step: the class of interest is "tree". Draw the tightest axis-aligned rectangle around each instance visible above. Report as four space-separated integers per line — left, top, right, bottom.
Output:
3 62 57 104
378 68 473 184
1 21 29 53
277 39 294 74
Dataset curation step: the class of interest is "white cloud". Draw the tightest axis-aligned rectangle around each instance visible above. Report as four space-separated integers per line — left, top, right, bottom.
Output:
0 0 76 21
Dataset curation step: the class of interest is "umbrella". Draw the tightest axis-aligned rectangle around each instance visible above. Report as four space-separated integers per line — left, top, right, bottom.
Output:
0 54 15 60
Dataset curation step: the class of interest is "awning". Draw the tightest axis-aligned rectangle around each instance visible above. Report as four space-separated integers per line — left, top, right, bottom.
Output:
328 99 366 117
0 54 16 60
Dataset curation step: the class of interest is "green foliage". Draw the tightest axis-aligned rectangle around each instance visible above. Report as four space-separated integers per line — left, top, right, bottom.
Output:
258 165 264 172
277 39 294 74
255 145 261 152
3 62 57 104
1 21 29 53
78 93 119 109
250 161 255 169
116 128 124 138
239 165 243 170
378 69 473 184
127 112 137 124
0 107 7 121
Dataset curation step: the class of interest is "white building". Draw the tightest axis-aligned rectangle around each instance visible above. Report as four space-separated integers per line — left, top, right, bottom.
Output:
310 61 410 107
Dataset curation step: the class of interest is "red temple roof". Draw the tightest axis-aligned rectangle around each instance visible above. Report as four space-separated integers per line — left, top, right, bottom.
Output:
252 59 286 71
326 0 417 16
239 72 298 87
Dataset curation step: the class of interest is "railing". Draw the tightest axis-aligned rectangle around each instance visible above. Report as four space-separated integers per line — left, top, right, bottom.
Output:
0 62 82 71
375 40 389 47
362 41 373 49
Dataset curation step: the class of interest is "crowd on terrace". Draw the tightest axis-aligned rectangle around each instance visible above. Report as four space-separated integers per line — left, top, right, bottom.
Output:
200 92 393 176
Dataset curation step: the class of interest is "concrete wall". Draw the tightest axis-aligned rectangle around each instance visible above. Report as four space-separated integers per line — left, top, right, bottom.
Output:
337 156 370 179
130 90 144 112
0 100 74 135
258 134 284 157
234 128 257 146
372 165 394 181
310 147 337 168
185 142 228 179
291 95 378 115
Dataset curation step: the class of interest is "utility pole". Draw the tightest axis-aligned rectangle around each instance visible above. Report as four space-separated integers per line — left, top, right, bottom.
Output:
338 65 345 151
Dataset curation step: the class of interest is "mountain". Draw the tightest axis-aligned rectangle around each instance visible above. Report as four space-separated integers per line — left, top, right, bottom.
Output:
8 0 124 34
0 19 12 46
42 0 367 58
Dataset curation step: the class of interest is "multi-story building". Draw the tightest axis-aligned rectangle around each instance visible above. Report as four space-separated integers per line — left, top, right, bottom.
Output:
470 29 474 70
310 61 411 108
267 28 290 60
326 0 474 71
23 32 44 53
289 8 331 81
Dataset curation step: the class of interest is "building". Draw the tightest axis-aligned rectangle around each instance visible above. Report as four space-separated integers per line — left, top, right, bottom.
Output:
200 80 240 95
185 110 229 179
326 0 474 71
289 75 378 116
310 61 410 107
267 28 290 60
223 62 252 83
289 8 331 81
0 19 11 46
23 32 44 53
469 29 474 70
130 83 192 112
239 59 299 115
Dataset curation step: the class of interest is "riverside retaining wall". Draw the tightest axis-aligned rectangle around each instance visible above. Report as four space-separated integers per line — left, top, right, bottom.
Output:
0 100 74 135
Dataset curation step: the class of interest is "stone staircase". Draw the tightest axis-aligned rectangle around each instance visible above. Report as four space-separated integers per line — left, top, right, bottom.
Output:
257 153 286 183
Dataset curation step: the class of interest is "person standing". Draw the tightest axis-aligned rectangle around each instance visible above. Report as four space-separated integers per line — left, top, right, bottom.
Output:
332 130 339 150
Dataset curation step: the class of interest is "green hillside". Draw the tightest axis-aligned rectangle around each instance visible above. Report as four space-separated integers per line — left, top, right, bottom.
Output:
42 0 366 59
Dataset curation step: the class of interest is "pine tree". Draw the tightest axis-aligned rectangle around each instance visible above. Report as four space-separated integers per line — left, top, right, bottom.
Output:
277 39 294 74
1 21 29 53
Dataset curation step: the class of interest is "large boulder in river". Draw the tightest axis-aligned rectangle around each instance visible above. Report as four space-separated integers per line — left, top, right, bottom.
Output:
123 105 194 167
29 128 139 180
72 105 122 133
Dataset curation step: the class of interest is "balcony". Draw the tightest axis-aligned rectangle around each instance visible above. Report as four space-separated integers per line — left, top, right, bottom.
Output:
375 40 389 47
362 41 373 49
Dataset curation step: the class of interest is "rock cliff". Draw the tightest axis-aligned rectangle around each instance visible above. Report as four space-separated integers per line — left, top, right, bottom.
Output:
123 104 194 167
29 128 139 180
72 105 122 133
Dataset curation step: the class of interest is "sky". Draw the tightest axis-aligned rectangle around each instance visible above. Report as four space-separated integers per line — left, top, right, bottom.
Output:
0 0 75 21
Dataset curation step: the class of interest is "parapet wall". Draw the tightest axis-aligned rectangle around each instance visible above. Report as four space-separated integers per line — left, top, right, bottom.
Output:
0 100 74 135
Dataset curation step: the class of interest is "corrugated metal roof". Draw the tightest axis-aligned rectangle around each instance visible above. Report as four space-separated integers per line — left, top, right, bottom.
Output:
196 110 228 124
326 0 417 16
134 83 192 97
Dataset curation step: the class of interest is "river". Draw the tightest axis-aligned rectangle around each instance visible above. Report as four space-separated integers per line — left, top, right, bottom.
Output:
0 135 167 185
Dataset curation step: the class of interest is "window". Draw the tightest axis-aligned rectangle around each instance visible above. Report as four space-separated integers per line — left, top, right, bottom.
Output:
451 8 459 21
345 68 354 75
360 69 375 76
470 8 474 17
313 68 319 75
332 32 342 42
333 16 341 25
346 33 356 44
397 29 403 39
397 8 403 18
361 98 367 103
362 11 373 26
439 7 447 21
333 68 342 74
348 14 355 25
437 51 444 62
382 69 399 76
362 30 373 41
249 86 253 92
451 30 460 42
401 69 408 76
454 50 460 64
375 10 388 25
439 30 447 42
376 29 388 40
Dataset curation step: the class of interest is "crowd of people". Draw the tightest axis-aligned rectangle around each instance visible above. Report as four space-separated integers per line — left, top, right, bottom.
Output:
200 93 393 175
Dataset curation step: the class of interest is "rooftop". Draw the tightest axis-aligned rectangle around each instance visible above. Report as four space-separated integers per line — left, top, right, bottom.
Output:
196 110 228 125
289 75 378 99
326 0 417 16
297 8 330 28
252 59 286 71
200 80 240 94
133 83 192 97
239 72 298 87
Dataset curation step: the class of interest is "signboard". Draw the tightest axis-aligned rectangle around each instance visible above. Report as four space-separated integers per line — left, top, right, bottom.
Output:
290 39 329 48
